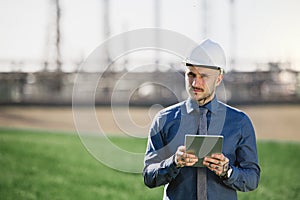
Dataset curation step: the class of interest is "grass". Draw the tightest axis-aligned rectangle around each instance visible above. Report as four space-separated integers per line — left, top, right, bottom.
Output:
0 128 299 200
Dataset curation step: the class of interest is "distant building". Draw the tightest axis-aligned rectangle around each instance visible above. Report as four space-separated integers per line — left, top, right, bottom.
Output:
0 62 299 105
223 62 299 104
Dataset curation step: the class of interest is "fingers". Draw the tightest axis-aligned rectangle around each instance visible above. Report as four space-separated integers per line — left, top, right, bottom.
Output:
204 154 228 165
203 153 229 176
175 146 198 168
211 153 228 163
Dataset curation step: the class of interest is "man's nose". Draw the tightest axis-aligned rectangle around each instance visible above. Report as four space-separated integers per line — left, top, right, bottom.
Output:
192 77 204 87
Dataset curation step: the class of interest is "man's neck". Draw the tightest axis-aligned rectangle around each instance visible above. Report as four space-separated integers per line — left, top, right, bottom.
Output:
197 94 215 106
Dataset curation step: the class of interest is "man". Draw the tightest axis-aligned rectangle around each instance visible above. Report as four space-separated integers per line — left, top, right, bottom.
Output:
143 39 260 200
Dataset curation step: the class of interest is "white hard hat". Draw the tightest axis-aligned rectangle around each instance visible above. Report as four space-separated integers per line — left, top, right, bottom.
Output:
183 39 226 74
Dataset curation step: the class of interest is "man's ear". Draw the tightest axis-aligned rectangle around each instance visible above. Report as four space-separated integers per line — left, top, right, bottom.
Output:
215 74 223 86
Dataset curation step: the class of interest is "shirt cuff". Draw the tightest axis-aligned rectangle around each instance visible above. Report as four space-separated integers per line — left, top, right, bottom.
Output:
222 165 238 185
165 154 181 178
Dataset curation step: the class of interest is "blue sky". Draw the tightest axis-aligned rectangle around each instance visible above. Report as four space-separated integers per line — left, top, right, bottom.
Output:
0 0 299 72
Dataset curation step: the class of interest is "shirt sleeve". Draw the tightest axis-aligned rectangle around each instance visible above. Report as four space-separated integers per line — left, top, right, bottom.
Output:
223 114 261 192
142 112 181 188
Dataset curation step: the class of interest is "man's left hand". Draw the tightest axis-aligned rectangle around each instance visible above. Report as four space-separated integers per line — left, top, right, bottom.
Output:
203 153 229 177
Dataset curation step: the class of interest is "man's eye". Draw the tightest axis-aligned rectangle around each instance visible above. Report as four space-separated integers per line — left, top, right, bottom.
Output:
187 72 196 78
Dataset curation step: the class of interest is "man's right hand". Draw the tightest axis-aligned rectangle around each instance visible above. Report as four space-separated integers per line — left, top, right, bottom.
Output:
174 146 198 168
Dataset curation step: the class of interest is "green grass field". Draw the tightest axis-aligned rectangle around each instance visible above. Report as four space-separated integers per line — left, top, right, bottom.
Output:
0 128 299 200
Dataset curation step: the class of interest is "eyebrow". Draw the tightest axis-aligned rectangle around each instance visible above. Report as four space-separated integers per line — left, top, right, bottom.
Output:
187 70 212 77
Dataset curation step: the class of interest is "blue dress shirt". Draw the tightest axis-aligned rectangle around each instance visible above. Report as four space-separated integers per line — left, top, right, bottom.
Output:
143 97 260 200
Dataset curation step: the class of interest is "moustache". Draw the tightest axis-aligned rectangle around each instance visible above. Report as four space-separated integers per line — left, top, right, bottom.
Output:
192 86 204 92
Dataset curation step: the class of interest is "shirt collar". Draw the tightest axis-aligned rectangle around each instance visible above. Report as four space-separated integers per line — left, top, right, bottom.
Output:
186 96 219 114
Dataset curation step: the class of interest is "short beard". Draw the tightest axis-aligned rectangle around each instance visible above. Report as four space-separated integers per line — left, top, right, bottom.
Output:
197 92 213 105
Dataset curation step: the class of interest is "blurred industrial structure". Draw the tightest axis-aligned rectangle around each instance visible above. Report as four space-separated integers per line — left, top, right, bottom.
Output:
0 62 300 106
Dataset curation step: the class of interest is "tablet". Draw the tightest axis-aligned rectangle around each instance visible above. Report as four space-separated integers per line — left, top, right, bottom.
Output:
185 134 223 167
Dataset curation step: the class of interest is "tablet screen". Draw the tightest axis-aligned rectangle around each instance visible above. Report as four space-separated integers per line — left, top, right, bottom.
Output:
185 134 223 167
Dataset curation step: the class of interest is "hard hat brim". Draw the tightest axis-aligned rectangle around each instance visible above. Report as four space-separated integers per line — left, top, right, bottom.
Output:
184 62 221 71
183 59 225 74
